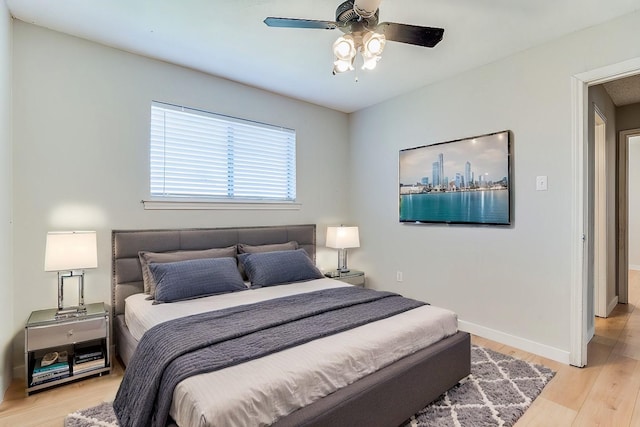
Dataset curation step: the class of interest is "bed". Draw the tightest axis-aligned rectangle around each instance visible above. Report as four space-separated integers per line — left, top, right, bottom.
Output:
111 224 470 427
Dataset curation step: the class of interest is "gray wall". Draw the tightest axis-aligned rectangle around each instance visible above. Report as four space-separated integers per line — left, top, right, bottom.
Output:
349 10 640 362
11 22 351 375
0 0 13 400
617 103 640 131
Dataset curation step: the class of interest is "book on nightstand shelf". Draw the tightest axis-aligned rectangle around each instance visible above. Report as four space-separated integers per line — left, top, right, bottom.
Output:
32 360 69 374
72 357 106 375
31 359 70 386
74 345 104 363
71 344 106 374
31 372 70 386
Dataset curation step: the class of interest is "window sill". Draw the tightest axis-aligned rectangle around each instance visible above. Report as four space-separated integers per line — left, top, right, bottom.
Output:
142 199 302 211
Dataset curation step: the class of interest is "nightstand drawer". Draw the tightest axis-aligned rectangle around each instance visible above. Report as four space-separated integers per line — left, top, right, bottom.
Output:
27 317 107 351
338 274 365 287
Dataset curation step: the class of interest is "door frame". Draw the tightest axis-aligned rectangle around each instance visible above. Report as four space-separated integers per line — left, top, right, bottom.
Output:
619 128 640 305
593 105 608 318
570 57 640 367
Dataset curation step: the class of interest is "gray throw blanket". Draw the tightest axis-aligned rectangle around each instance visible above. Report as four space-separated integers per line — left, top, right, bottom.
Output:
113 286 426 427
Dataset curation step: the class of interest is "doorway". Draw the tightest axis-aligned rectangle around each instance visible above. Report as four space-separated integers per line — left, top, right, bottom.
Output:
570 58 640 367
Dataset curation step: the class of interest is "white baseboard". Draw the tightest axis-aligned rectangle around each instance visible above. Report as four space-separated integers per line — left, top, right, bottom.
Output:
630 265 640 271
458 320 570 365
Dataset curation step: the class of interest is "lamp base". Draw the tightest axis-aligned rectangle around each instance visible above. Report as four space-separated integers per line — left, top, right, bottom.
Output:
57 270 86 319
337 248 350 273
55 305 87 320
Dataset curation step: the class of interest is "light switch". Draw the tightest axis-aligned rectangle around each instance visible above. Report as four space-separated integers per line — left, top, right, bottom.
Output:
536 176 548 191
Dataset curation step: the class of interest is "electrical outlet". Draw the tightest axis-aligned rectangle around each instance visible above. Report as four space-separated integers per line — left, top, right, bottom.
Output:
396 271 403 282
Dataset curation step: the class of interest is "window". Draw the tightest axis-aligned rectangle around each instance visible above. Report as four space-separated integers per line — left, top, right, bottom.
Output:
149 101 296 204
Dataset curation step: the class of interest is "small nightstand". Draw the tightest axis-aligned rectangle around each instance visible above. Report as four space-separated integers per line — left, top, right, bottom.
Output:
24 302 111 395
325 270 365 287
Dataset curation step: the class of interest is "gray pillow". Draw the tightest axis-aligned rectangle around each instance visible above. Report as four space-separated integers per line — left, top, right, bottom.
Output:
237 241 298 279
239 249 323 288
237 241 298 254
139 246 237 298
150 257 246 303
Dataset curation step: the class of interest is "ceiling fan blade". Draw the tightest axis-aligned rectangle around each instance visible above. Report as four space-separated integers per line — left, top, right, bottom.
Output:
376 22 444 48
264 17 338 30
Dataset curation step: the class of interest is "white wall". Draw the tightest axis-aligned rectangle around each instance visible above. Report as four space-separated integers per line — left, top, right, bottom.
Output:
0 0 13 400
11 22 351 374
630 136 640 269
349 10 640 362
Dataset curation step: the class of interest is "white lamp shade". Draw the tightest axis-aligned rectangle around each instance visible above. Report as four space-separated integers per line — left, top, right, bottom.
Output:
45 231 98 271
326 226 360 249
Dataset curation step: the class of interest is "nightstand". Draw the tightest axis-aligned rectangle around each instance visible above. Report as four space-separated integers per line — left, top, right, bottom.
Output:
24 302 111 395
325 270 365 287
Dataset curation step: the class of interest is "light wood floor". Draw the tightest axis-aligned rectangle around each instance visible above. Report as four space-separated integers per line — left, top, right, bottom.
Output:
1 272 640 426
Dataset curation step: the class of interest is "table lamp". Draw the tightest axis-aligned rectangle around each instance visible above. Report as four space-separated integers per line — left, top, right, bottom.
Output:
44 231 98 318
326 226 360 273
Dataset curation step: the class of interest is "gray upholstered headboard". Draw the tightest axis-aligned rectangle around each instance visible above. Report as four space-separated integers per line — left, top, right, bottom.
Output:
111 224 316 317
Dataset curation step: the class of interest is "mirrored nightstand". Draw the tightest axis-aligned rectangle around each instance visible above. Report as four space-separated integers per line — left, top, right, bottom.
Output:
24 302 111 395
325 270 365 287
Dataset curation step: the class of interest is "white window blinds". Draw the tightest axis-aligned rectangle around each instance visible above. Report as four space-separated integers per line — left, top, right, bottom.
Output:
150 101 296 202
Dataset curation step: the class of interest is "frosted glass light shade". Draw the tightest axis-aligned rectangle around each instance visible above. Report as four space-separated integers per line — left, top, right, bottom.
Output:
326 226 360 249
363 31 385 56
45 231 98 271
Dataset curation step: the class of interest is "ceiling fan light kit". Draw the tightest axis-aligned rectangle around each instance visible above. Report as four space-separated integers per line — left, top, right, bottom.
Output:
264 0 444 75
332 30 386 73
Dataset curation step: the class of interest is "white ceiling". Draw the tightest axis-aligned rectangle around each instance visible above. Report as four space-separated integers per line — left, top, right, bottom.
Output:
6 0 640 113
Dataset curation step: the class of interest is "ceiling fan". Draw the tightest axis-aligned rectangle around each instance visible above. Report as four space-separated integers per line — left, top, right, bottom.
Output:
264 0 444 74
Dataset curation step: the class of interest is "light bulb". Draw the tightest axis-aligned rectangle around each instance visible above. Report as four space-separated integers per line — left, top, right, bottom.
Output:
363 31 385 56
333 35 356 61
333 58 354 74
361 55 379 71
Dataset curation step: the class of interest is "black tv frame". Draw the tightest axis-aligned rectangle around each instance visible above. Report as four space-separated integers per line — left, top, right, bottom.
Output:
399 130 512 226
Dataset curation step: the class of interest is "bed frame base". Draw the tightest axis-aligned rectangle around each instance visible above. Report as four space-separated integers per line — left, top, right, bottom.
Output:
115 314 469 427
273 331 470 427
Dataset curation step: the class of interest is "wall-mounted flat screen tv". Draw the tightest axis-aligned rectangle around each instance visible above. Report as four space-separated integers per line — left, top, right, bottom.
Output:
399 130 511 225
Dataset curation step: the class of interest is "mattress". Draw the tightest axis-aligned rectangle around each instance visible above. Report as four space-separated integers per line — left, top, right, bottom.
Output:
124 278 458 427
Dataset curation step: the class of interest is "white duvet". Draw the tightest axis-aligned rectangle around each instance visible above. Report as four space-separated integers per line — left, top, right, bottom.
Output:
124 278 458 427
